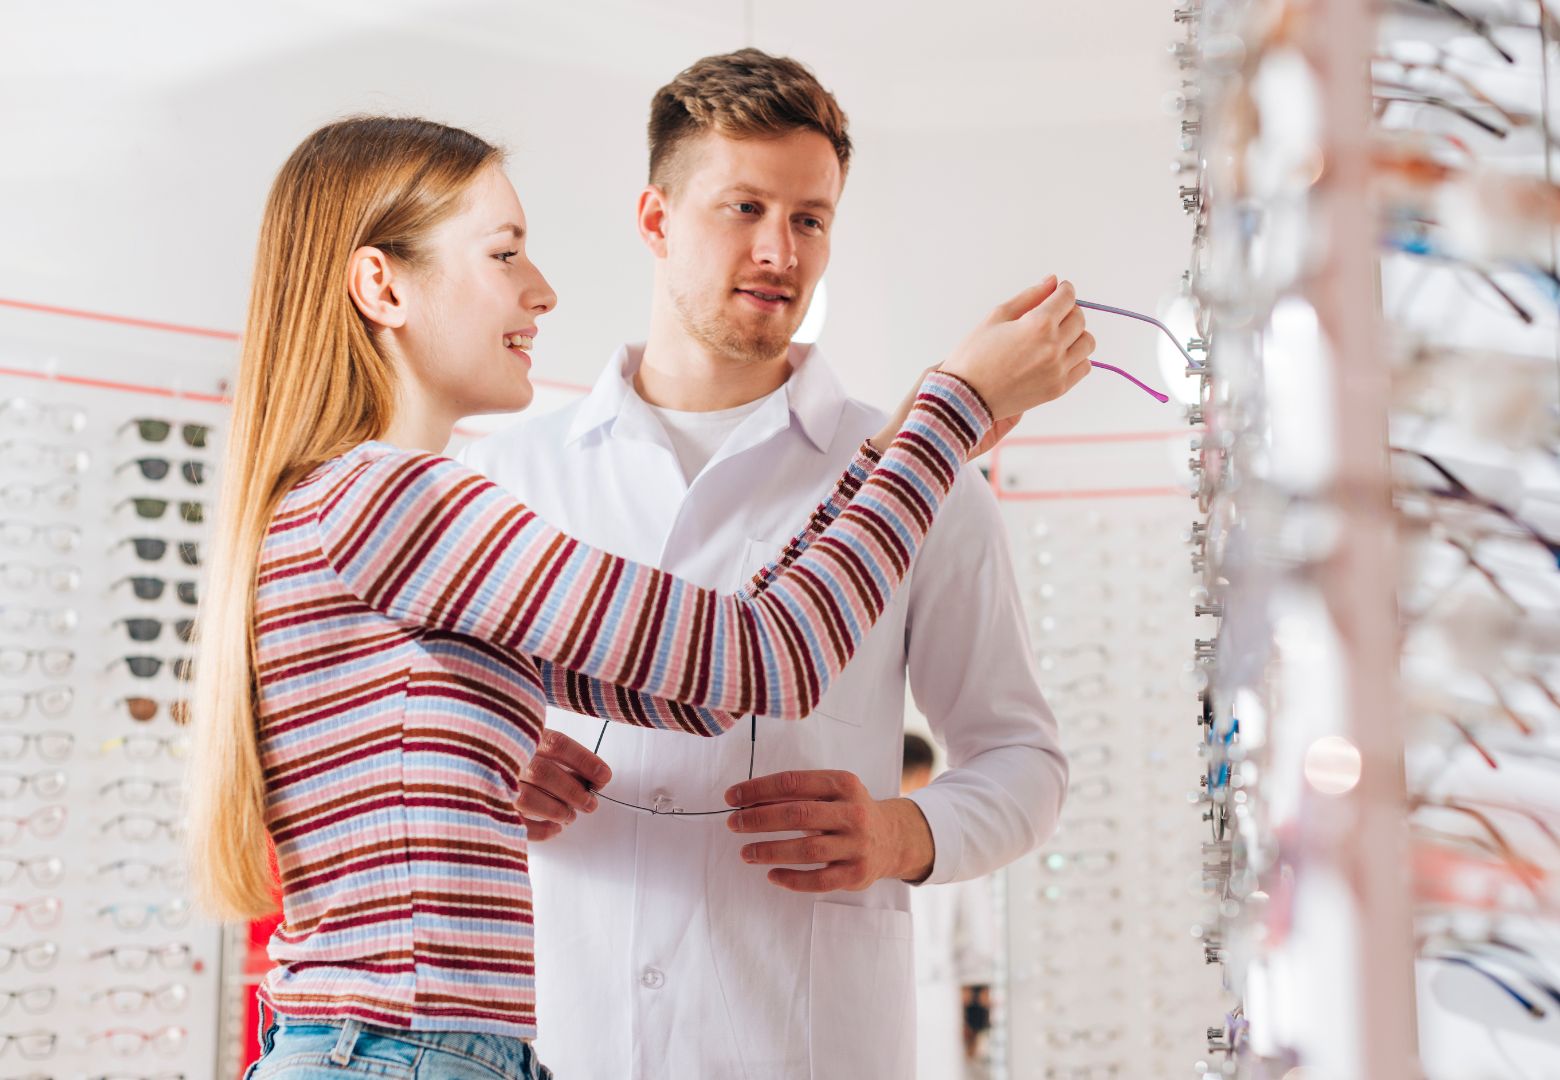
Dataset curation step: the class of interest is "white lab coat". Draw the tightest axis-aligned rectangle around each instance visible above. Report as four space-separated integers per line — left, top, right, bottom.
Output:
911 877 997 1079
459 344 1065 1080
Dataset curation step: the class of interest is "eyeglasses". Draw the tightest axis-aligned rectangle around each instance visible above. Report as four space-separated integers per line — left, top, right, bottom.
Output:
1043 672 1109 700
0 649 74 678
0 900 60 932
0 807 66 845
0 440 91 475
115 458 207 485
1043 1066 1120 1080
0 987 54 1016
0 1028 56 1060
95 860 186 889
88 945 192 974
0 772 67 800
1421 952 1548 1017
1 397 86 433
1392 447 1560 567
112 619 195 645
114 538 201 566
1395 0 1520 65
0 521 80 553
111 575 198 604
0 562 80 593
95 900 190 932
1076 299 1202 400
0 607 77 635
0 858 63 887
90 984 189 1015
0 687 74 722
1041 849 1118 876
116 698 190 724
0 730 73 764
84 1024 188 1058
98 778 181 808
0 943 56 972
586 711 758 811
1037 882 1123 906
105 657 194 682
98 735 189 761
114 498 206 525
99 814 182 843
0 480 78 511
119 417 209 448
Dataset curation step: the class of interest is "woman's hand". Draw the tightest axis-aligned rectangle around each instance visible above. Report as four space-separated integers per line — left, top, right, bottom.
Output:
941 276 1093 420
867 274 1088 454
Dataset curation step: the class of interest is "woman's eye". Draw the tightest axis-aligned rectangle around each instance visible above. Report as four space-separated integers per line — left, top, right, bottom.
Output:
494 250 518 264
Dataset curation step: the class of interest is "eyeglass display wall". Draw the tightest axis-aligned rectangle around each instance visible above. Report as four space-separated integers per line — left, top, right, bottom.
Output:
1175 0 1560 1077
1 319 234 1079
984 433 1227 1080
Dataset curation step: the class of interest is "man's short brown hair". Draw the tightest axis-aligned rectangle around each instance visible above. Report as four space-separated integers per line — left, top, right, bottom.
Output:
648 48 851 193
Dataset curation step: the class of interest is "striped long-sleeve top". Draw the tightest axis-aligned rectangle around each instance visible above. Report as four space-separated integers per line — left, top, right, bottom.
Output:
252 371 992 1038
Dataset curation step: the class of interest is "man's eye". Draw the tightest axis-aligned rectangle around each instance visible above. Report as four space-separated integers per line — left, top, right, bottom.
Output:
735 202 759 214
800 217 824 232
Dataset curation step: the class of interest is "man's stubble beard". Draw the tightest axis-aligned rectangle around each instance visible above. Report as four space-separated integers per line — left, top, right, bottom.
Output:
671 280 800 367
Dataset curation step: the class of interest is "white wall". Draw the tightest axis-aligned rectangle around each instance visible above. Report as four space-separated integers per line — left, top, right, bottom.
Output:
3 0 1189 431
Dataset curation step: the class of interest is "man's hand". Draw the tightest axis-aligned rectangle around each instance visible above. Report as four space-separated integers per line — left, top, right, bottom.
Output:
517 729 612 842
724 769 935 892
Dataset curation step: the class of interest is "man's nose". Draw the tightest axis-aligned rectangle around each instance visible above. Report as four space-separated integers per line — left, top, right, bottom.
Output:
753 221 797 273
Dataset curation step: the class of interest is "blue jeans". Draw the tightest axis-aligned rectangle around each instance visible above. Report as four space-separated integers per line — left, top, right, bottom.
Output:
246 1002 554 1080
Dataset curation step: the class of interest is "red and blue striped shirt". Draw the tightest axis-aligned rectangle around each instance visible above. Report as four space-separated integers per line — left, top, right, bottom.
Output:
252 371 991 1036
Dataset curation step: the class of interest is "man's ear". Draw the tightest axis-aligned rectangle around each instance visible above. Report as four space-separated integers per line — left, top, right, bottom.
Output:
636 185 671 259
347 246 408 329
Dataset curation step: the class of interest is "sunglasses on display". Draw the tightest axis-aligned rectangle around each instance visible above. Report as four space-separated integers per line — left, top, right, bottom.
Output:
114 498 206 525
105 657 194 682
114 539 201 567
111 576 199 604
112 619 195 645
118 418 210 449
116 458 208 485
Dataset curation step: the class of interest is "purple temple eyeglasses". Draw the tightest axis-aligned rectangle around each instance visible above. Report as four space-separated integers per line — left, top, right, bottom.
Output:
1076 299 1205 404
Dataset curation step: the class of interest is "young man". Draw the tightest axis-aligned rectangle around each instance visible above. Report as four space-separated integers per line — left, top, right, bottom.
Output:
461 50 1070 1079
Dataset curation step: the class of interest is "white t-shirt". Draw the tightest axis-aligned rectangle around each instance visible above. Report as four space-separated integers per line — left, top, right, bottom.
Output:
644 391 776 484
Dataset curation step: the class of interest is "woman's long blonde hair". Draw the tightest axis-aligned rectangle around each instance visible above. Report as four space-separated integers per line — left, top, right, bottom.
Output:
186 117 503 919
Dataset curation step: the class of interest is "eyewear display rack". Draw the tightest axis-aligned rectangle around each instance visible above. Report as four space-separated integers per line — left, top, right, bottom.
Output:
0 305 238 1080
1179 0 1560 1076
986 435 1227 1080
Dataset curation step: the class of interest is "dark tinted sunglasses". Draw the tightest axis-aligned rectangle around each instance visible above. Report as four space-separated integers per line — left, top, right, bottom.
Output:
111 576 198 604
115 459 207 485
120 419 210 448
115 498 205 524
116 538 201 566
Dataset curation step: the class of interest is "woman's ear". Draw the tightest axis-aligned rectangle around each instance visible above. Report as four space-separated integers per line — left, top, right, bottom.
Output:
347 246 408 329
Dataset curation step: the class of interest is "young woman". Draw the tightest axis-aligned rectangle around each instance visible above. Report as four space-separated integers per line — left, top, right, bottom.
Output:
187 116 1091 1080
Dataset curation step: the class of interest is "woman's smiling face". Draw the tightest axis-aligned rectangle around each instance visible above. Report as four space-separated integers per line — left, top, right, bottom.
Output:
391 164 558 420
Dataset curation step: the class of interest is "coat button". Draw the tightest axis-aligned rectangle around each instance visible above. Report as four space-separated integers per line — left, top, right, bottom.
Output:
640 967 665 990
